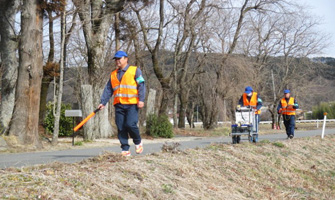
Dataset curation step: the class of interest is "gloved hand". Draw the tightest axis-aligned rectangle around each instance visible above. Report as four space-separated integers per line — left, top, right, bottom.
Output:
278 108 282 114
236 105 241 111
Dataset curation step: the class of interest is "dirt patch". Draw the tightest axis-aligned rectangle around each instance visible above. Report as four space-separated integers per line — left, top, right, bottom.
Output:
1 135 335 199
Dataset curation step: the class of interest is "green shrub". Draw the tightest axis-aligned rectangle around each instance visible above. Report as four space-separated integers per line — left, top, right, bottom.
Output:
312 102 335 119
146 114 174 138
44 102 73 137
74 141 83 146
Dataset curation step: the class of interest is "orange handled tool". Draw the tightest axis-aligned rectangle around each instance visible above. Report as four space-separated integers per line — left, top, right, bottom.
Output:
73 108 100 132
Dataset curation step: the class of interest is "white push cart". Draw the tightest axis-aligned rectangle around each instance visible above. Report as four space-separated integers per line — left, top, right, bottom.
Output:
231 106 258 144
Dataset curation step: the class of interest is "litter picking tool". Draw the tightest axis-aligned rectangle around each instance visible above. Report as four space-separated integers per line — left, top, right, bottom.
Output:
73 108 100 132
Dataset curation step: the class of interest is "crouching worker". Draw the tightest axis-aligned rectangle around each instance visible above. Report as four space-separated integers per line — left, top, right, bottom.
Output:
277 89 299 139
98 51 145 156
237 86 263 141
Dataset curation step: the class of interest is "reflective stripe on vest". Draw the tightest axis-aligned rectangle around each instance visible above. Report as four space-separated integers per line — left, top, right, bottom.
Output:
111 66 139 105
280 97 296 115
112 85 138 91
114 94 138 98
243 92 261 115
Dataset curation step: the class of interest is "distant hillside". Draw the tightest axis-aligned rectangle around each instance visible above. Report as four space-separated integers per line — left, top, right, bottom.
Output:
311 57 335 81
312 57 335 66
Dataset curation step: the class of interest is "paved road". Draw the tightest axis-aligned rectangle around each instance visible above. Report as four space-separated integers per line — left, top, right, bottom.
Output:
1 128 334 169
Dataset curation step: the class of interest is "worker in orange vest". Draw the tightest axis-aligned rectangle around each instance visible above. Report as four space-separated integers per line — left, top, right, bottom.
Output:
238 86 262 141
277 89 299 139
98 51 145 156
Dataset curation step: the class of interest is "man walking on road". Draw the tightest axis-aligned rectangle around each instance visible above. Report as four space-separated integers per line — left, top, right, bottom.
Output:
98 51 145 156
277 89 299 139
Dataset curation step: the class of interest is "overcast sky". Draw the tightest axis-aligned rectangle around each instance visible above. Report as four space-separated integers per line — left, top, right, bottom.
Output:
299 0 335 58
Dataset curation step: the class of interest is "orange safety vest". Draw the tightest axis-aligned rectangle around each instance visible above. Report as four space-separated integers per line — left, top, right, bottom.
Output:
111 66 139 105
280 97 296 115
243 92 261 114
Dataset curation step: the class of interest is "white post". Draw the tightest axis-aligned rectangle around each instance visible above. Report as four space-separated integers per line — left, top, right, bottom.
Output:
317 119 319 128
321 113 327 139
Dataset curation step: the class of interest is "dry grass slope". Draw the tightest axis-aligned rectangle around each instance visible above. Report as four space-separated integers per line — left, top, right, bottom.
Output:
1 136 335 200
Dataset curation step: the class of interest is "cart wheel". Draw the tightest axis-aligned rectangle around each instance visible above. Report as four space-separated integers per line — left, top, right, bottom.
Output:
252 134 258 143
232 136 237 144
237 136 241 144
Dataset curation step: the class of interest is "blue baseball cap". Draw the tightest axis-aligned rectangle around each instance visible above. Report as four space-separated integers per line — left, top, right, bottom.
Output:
113 51 128 59
244 86 253 94
284 89 290 94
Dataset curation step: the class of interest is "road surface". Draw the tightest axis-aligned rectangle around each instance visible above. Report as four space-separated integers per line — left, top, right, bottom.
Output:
0 128 334 169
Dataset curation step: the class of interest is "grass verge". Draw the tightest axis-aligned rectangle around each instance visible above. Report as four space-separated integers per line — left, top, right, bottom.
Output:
1 135 335 199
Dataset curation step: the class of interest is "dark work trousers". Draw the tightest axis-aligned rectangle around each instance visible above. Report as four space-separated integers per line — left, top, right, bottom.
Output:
255 114 260 141
115 104 141 151
283 115 295 137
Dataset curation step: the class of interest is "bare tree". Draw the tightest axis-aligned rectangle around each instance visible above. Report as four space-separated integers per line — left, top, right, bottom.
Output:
240 6 328 126
198 0 261 129
130 0 173 115
165 0 207 128
0 0 19 134
8 0 44 147
72 0 127 139
197 0 294 129
52 1 66 145
39 0 69 127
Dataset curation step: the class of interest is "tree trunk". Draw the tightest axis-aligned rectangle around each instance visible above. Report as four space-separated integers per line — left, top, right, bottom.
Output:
202 97 219 130
159 85 170 115
178 89 190 128
173 93 178 128
133 0 170 115
39 76 53 125
52 9 66 145
187 101 195 128
151 52 170 115
270 104 279 129
8 0 43 147
73 0 125 138
114 12 120 51
203 0 257 130
223 99 227 122
173 76 180 128
146 89 156 116
0 0 19 133
81 85 94 140
270 110 275 129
